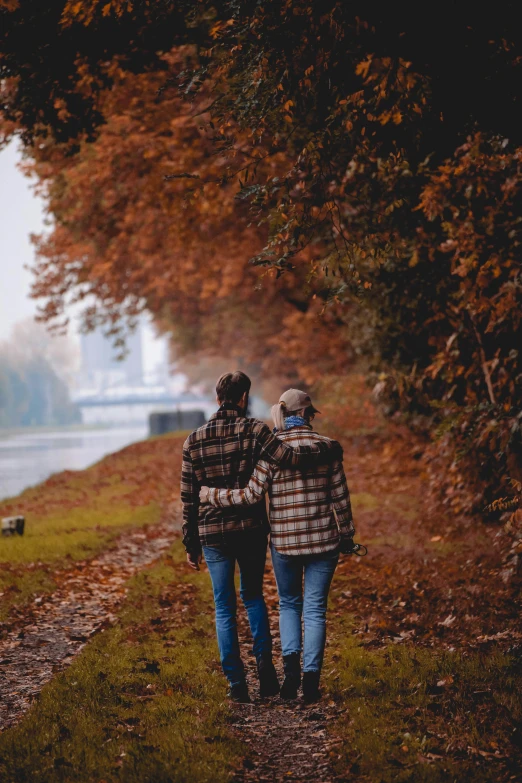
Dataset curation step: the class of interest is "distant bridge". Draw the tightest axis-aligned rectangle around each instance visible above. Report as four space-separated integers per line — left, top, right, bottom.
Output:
74 392 206 408
72 388 214 425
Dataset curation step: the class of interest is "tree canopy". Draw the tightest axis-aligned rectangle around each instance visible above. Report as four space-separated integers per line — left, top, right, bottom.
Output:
1 1 521 509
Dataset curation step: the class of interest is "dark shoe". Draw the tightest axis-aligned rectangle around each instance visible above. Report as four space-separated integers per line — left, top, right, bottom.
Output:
302 671 321 704
280 652 301 700
229 681 251 704
258 658 280 698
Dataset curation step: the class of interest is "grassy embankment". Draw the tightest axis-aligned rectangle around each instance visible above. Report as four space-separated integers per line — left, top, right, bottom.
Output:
0 542 243 782
0 432 186 621
325 578 521 782
1 380 520 782
0 431 244 781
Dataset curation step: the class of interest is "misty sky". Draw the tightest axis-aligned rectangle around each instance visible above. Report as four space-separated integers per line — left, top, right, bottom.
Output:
0 140 168 375
0 140 45 341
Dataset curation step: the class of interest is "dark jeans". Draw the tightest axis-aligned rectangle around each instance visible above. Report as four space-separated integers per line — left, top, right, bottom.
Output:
202 529 272 686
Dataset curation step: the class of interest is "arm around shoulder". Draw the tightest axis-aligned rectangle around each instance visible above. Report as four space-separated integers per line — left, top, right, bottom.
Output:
202 459 273 507
256 421 343 468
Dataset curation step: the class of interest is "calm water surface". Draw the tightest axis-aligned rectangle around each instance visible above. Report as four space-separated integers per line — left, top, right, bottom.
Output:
0 426 148 501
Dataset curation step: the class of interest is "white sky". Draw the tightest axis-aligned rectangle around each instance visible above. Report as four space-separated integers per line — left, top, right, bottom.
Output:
0 140 168 377
0 140 45 339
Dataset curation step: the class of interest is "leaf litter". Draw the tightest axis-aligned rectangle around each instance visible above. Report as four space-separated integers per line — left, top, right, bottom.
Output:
0 521 175 731
226 422 521 782
0 416 520 780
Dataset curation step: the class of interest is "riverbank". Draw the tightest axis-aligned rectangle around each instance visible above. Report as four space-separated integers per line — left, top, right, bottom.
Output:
0 432 183 620
0 424 149 501
0 391 520 782
0 423 113 439
0 430 243 781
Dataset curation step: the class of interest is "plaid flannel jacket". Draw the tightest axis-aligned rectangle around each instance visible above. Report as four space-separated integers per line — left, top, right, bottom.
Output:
205 425 354 556
181 404 341 554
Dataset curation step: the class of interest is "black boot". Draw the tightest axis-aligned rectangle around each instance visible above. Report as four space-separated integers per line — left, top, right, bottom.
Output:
280 652 301 700
257 658 280 698
228 681 251 704
302 670 321 704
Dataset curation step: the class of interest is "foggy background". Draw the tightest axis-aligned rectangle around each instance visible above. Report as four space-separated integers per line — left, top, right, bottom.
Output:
0 141 213 499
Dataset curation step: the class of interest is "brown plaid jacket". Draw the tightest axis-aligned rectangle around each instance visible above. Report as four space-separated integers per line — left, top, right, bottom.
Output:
205 425 354 555
181 404 341 554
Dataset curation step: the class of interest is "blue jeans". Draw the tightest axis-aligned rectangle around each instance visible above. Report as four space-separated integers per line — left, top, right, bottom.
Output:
271 544 339 672
203 529 272 686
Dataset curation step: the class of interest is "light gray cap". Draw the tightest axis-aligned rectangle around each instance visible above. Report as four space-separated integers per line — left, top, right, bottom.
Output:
279 388 321 414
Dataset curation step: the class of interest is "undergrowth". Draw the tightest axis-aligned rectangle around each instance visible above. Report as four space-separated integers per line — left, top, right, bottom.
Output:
326 616 521 782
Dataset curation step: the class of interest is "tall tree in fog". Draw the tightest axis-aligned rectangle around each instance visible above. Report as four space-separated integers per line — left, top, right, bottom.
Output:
0 320 80 427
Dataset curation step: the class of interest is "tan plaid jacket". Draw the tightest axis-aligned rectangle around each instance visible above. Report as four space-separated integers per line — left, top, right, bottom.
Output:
206 425 354 555
181 405 342 553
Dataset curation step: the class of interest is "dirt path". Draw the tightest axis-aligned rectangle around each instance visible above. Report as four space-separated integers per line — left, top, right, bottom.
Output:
229 568 341 783
0 522 175 731
223 427 521 782
230 697 340 783
1 421 519 778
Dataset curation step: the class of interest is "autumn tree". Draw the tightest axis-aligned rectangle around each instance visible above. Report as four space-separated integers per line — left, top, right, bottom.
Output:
24 54 351 386
2 1 521 509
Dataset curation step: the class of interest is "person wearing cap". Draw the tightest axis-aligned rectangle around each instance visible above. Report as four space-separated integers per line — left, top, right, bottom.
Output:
181 373 343 704
200 388 355 704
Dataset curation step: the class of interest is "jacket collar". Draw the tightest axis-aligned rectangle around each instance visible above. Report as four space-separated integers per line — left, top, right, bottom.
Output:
209 402 244 421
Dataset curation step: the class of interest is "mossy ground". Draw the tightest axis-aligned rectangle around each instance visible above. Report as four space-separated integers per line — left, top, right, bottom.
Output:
0 567 57 622
0 543 242 783
0 433 184 621
324 614 521 782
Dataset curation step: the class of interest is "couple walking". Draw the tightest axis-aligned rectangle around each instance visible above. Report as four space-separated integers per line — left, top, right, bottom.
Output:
181 371 355 704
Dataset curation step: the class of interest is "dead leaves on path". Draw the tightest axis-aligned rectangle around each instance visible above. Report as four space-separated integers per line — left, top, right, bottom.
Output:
0 523 175 731
330 432 521 655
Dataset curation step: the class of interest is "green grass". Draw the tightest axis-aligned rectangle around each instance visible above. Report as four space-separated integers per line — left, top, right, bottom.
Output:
364 532 423 549
0 433 185 623
0 542 242 783
0 502 160 565
350 492 382 513
325 616 521 782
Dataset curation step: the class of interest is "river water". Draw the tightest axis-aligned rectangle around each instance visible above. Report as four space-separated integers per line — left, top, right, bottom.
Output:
0 426 148 501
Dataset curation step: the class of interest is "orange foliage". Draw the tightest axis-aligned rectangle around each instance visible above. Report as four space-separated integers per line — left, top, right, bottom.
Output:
61 0 135 26
27 52 352 383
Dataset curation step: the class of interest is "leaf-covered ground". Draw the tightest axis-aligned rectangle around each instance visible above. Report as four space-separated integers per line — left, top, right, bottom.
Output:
0 384 520 782
0 432 184 622
0 522 174 730
0 547 242 783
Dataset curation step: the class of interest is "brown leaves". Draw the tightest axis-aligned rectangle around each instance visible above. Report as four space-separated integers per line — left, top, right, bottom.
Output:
61 0 135 27
0 521 174 730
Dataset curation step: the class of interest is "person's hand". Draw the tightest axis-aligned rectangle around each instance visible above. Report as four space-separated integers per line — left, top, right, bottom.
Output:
199 486 211 503
313 439 343 461
329 439 344 461
339 536 354 554
340 537 367 556
186 551 203 571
